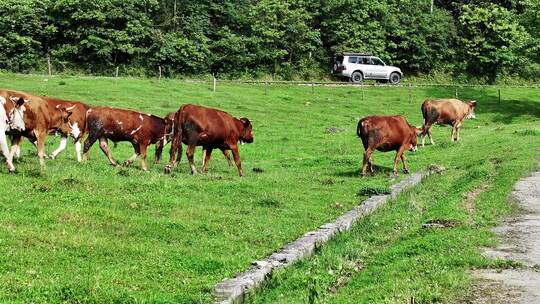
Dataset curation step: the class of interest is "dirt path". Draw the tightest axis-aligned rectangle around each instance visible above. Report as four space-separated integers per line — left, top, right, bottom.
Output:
471 166 540 303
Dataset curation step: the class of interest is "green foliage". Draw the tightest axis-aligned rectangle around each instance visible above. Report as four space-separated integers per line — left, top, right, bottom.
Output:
458 2 531 82
0 0 538 80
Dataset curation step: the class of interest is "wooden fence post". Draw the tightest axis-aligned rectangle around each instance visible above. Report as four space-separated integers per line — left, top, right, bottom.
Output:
311 82 314 94
455 87 458 99
115 66 119 78
158 66 162 82
361 82 365 101
213 76 217 93
408 83 412 104
264 81 268 95
47 55 52 76
498 89 501 104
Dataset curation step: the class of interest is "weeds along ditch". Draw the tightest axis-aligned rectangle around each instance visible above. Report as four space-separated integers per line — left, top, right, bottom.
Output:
0 73 538 302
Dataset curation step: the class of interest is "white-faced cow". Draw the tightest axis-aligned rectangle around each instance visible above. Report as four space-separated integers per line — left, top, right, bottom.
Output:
357 115 421 177
0 89 73 169
421 98 477 146
164 104 253 176
82 106 173 171
0 94 27 172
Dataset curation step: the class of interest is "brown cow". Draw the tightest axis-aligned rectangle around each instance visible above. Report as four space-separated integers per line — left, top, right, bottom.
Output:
421 98 477 146
82 107 173 171
156 112 233 168
0 89 73 168
357 115 421 176
164 104 253 176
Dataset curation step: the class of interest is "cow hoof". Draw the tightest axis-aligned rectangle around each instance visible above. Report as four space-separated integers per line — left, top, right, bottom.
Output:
403 169 409 174
164 165 172 174
123 161 132 167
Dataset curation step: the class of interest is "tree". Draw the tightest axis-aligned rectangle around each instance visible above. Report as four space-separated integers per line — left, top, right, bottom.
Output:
458 3 531 82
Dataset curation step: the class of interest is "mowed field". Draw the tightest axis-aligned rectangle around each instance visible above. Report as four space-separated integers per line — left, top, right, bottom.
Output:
0 73 538 303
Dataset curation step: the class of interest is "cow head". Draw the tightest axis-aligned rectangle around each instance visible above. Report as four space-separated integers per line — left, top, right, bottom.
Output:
163 113 175 142
465 100 477 119
239 117 254 144
5 96 27 132
57 105 75 135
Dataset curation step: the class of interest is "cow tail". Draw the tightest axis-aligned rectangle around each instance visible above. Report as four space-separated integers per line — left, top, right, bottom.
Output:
420 100 430 136
165 109 183 173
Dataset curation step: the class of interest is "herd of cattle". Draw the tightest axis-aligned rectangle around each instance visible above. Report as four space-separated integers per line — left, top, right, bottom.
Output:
0 88 476 177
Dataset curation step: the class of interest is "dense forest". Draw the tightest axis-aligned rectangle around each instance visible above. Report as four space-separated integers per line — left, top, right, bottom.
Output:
0 0 538 82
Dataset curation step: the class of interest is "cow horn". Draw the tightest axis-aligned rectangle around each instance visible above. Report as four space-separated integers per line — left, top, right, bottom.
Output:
65 105 76 111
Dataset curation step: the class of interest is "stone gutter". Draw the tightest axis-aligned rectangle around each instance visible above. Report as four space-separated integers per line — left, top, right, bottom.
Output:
213 166 444 303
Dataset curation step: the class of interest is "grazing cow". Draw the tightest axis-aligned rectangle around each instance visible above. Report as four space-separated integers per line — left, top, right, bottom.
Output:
164 104 253 176
83 107 173 171
0 94 27 172
421 98 477 146
0 89 73 168
43 97 90 161
357 115 421 176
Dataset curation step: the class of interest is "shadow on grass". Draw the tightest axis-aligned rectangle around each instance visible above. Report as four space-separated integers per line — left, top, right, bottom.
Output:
335 165 393 177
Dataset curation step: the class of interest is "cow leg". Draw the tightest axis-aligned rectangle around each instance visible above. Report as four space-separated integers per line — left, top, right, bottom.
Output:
368 154 374 173
222 149 233 167
186 144 197 174
393 147 406 176
75 138 82 162
83 134 99 161
0 131 15 172
401 154 409 174
124 143 140 167
36 131 47 168
201 148 206 167
202 148 213 172
139 143 148 171
361 148 374 176
428 126 435 145
230 146 244 177
451 123 457 141
9 135 22 160
50 136 68 159
455 121 463 141
98 137 118 166
165 121 182 174
153 138 165 164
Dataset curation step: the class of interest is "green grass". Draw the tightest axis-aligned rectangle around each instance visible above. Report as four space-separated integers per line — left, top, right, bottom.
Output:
0 73 538 303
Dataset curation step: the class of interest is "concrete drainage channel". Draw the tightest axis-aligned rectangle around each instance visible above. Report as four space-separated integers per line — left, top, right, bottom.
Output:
213 165 444 303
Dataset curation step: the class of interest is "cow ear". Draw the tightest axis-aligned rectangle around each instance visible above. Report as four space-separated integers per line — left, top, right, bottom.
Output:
469 100 477 106
10 96 26 107
240 117 251 127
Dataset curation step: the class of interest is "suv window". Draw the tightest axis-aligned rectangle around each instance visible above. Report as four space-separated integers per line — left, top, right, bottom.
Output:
370 58 384 66
348 57 358 63
335 55 344 64
358 57 369 64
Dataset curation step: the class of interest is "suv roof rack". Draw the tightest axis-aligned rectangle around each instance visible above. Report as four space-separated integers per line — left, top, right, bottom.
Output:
340 52 373 56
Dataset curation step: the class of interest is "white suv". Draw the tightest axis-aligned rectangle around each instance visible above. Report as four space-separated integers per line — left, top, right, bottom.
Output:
332 53 403 84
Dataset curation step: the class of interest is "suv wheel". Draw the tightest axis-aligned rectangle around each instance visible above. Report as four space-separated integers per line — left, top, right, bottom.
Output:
350 71 363 83
388 72 401 84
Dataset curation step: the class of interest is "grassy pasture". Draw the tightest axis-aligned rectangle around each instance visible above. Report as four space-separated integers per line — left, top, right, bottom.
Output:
0 73 538 303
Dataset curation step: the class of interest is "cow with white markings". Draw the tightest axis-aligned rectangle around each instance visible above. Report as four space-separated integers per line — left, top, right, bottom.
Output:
0 89 73 169
82 106 173 171
0 94 27 172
